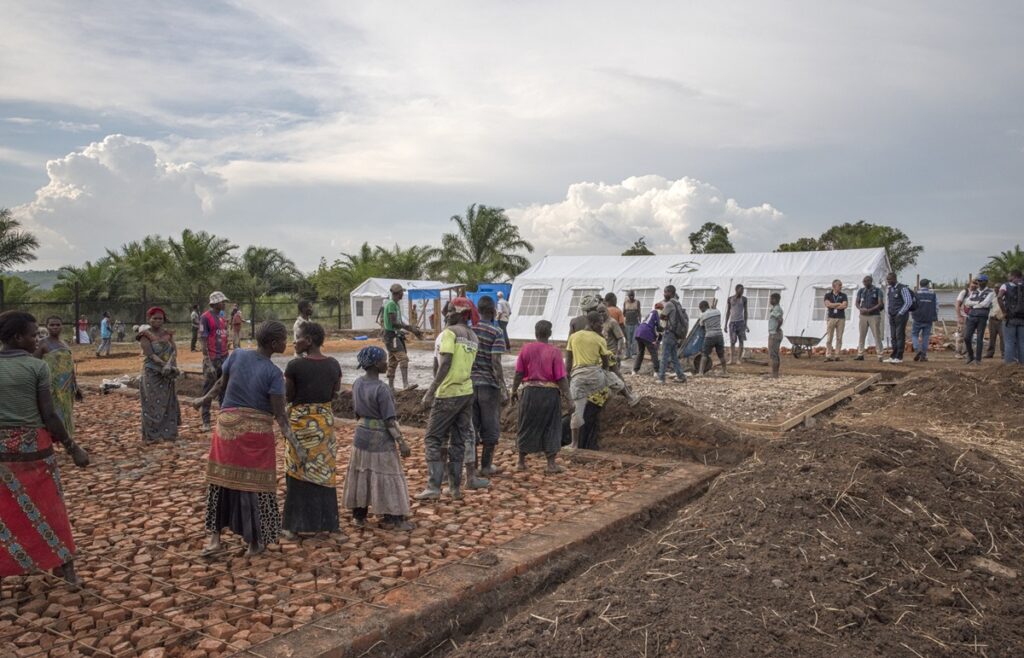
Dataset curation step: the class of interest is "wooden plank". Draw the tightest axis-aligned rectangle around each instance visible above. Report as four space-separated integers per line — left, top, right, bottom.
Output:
735 372 880 434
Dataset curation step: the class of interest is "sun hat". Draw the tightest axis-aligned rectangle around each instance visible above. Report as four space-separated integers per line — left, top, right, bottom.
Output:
209 291 228 304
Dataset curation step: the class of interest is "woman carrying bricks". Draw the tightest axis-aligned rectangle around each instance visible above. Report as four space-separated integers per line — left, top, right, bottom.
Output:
193 320 301 556
510 320 570 473
0 311 90 585
342 346 414 530
282 322 343 538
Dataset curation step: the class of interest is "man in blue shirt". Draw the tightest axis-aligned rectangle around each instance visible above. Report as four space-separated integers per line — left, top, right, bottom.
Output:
884 272 913 364
911 279 938 361
95 311 113 357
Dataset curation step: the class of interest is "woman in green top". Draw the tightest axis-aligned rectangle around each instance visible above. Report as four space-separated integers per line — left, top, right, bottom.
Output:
34 315 82 438
0 311 90 585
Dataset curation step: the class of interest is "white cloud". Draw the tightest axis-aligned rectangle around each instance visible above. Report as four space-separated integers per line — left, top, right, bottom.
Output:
509 175 784 256
13 135 225 267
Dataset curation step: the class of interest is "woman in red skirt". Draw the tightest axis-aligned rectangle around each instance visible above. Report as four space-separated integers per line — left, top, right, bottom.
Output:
0 311 90 585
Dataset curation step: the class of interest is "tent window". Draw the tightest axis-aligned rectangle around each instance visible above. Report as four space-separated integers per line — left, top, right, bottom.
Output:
678 289 717 318
812 286 854 322
355 301 364 317
519 289 549 316
370 297 384 320
627 288 658 314
745 288 782 321
567 288 602 317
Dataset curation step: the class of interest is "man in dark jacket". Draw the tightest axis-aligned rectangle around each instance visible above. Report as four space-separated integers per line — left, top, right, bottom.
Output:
962 275 995 365
885 272 913 364
911 279 938 361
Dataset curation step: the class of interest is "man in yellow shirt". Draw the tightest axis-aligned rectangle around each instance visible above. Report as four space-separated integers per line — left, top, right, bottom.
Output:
418 299 488 500
565 311 638 449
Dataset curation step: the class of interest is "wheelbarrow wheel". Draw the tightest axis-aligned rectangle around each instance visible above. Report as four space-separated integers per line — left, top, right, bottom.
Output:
792 345 803 358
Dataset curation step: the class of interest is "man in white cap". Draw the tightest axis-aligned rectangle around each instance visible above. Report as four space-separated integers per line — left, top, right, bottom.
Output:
383 283 422 391
199 291 231 431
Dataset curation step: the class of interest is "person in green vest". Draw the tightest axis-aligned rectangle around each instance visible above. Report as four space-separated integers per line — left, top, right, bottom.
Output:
382 283 423 391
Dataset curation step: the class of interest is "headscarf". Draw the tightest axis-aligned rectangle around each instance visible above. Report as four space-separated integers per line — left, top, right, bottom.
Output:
146 306 166 319
580 294 601 313
357 346 386 370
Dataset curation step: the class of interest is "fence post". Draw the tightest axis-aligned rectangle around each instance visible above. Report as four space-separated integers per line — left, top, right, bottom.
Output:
250 298 257 339
73 283 81 344
0 278 5 313
141 285 148 325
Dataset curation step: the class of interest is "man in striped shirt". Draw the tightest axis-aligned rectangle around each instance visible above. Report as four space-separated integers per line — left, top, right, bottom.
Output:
884 272 913 364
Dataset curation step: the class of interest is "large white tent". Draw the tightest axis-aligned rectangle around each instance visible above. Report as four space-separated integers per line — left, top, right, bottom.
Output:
350 278 461 333
507 249 892 348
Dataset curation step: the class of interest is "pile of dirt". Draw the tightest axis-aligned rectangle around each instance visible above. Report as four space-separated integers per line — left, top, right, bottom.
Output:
451 425 1024 657
334 390 755 466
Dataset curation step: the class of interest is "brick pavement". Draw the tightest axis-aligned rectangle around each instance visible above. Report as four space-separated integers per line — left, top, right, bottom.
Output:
0 394 651 657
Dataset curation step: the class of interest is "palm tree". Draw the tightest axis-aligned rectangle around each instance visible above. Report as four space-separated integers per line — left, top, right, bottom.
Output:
1 274 37 305
54 260 127 301
105 235 172 298
981 245 1024 284
0 208 40 270
428 204 533 286
227 246 301 331
168 229 237 306
374 243 440 280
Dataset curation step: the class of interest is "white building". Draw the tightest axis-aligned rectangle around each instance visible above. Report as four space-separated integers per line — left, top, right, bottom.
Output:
349 278 462 333
507 249 892 348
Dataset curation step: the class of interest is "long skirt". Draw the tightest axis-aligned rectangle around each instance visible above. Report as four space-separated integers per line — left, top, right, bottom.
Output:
140 367 180 442
283 403 340 532
205 408 280 545
43 349 76 438
517 386 562 455
0 428 76 576
283 476 339 533
342 426 410 517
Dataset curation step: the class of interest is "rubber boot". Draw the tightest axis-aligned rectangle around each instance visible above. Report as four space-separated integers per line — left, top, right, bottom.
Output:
414 462 444 500
448 462 464 500
465 463 491 490
479 444 503 476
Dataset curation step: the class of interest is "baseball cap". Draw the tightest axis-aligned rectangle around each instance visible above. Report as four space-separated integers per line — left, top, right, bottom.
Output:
389 283 405 294
209 291 228 304
976 274 989 282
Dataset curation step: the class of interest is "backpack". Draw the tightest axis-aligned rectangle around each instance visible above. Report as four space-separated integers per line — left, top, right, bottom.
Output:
667 299 688 339
1006 282 1024 321
906 286 918 313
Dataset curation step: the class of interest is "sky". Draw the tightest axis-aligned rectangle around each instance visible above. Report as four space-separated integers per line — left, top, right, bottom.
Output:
2 1 1022 281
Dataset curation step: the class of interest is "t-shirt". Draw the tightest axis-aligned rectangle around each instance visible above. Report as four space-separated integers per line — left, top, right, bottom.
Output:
568 314 589 335
566 329 612 370
606 306 625 326
515 342 566 383
221 350 286 413
382 299 401 332
352 376 397 421
661 299 688 338
768 305 784 334
496 299 512 322
191 310 200 328
622 299 642 324
698 308 724 338
603 318 624 352
727 297 747 325
436 325 479 399
100 318 112 339
471 322 506 388
293 316 309 342
232 312 244 329
0 351 49 428
200 310 230 360
824 291 848 320
285 356 342 405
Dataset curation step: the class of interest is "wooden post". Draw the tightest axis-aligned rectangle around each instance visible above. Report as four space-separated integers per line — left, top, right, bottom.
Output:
0 278 5 313
73 283 81 344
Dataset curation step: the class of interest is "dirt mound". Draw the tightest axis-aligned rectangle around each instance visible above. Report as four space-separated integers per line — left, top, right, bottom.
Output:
335 390 755 466
452 425 1024 657
892 364 1024 408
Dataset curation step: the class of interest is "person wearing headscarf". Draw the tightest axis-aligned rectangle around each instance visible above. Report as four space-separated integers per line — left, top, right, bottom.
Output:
138 307 181 443
34 315 82 439
342 346 414 530
282 322 343 537
193 320 298 556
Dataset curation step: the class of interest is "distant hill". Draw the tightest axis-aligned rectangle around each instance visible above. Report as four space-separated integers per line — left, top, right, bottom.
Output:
3 270 61 290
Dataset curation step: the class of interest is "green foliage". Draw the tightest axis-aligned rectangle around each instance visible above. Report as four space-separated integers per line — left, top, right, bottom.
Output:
225 246 302 323
622 237 655 256
54 261 127 301
776 221 923 273
1 274 37 305
688 222 735 254
374 244 439 280
428 204 533 288
0 208 40 270
981 245 1024 284
105 235 173 297
168 229 238 306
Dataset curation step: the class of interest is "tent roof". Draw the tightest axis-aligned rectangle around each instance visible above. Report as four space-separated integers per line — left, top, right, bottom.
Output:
351 278 462 296
517 248 890 281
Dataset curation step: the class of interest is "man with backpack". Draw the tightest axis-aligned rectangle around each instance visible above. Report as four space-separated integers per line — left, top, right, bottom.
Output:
657 285 689 384
962 275 995 365
884 272 914 364
911 279 938 362
997 269 1024 365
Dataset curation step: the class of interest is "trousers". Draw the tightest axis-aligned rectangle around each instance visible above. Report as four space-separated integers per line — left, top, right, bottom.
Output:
911 320 933 354
472 384 502 448
659 332 687 381
889 313 909 360
964 315 989 363
423 395 474 464
858 315 883 356
1004 323 1024 364
624 323 638 358
985 319 1004 358
825 318 845 356
633 338 660 373
201 357 227 424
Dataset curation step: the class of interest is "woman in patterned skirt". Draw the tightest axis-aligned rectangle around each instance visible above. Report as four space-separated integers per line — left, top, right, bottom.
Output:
137 307 181 443
34 316 82 438
343 346 414 531
282 322 342 537
0 311 90 585
193 321 300 556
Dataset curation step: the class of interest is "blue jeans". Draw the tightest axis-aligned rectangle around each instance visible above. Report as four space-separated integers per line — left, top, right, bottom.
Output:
659 332 687 381
625 323 638 358
1005 323 1024 364
911 321 932 354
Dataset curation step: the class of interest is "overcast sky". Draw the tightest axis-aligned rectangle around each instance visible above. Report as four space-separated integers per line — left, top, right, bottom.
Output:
2 1 1021 280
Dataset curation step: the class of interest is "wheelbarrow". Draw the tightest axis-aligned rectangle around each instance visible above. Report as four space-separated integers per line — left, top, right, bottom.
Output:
787 333 823 358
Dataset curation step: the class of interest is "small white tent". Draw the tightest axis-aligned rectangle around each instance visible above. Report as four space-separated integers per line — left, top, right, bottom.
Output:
350 278 462 332
508 249 891 348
